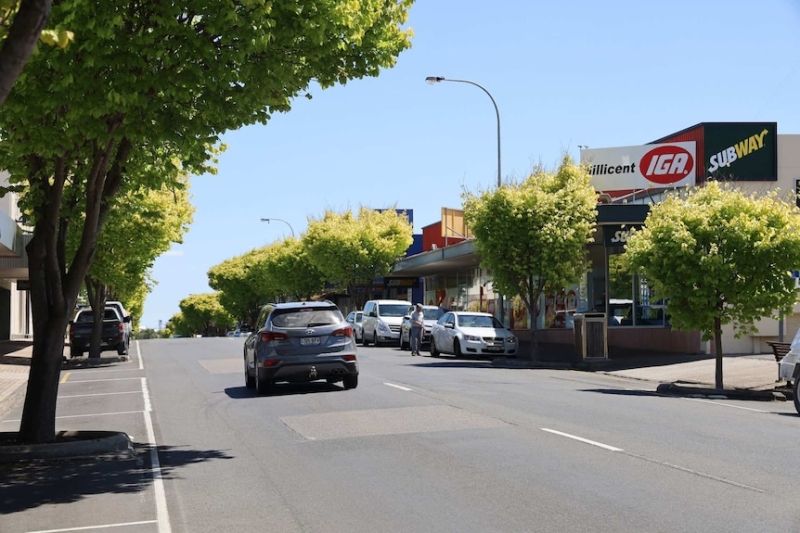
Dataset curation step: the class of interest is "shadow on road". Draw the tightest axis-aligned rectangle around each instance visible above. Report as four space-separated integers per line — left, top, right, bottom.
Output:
581 388 664 397
0 444 232 515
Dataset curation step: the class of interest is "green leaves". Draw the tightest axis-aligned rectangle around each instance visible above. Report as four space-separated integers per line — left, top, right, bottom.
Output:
463 156 597 321
624 182 800 343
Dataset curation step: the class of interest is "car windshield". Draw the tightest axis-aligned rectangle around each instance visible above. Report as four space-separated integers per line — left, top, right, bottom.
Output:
458 315 502 328
378 304 409 317
270 308 343 328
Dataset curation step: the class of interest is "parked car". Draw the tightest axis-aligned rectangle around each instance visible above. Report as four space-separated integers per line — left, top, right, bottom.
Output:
430 311 517 358
243 301 358 395
399 305 445 350
778 327 800 414
69 306 131 358
106 300 133 341
360 299 410 346
345 310 364 343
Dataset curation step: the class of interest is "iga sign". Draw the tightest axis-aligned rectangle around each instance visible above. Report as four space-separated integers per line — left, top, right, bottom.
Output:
581 142 696 192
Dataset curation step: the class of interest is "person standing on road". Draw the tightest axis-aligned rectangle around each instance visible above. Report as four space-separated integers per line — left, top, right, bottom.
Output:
410 303 424 356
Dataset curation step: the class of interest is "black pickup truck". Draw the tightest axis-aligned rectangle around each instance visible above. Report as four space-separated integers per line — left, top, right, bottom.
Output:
68 307 131 358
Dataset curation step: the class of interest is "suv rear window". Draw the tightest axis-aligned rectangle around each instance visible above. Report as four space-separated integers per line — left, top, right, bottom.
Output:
76 309 119 323
270 308 343 328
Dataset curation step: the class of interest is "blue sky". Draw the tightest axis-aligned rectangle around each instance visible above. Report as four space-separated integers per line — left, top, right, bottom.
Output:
139 0 800 329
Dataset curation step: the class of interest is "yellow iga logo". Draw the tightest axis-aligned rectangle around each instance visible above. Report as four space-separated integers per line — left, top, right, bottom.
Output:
708 128 770 173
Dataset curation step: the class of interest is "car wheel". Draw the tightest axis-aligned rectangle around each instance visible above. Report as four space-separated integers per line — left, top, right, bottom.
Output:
362 331 370 346
117 340 128 356
255 372 274 396
794 377 800 414
244 357 255 389
373 332 379 347
453 338 462 358
343 375 358 390
430 338 439 357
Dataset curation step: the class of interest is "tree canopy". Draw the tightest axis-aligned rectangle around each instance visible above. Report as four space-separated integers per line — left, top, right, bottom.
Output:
302 207 414 306
208 248 279 325
178 292 234 337
0 0 414 443
463 156 597 360
623 182 800 388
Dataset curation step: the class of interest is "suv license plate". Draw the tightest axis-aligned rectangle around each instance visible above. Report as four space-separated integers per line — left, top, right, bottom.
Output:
300 337 321 346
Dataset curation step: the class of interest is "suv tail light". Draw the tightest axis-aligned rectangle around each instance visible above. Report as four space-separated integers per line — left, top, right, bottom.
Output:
332 326 353 338
261 331 288 342
118 322 124 339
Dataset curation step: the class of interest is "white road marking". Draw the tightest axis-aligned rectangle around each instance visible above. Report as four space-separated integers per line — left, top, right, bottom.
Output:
540 428 624 452
137 340 143 370
681 397 766 412
140 351 171 533
61 377 143 383
60 391 141 399
27 520 157 532
3 411 143 423
384 382 412 391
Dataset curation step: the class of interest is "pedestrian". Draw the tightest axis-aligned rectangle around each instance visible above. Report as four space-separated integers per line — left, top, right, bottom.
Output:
410 303 424 356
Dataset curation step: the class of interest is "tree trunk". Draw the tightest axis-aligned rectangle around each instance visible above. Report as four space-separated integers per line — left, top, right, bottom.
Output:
0 0 52 106
18 230 77 444
714 316 724 389
525 278 539 361
85 277 107 358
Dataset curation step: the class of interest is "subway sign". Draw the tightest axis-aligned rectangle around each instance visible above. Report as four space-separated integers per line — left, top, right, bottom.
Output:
704 122 777 181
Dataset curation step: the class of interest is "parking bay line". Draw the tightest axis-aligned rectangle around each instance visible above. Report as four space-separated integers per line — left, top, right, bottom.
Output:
540 427 763 493
59 391 141 399
27 519 158 533
61 377 144 383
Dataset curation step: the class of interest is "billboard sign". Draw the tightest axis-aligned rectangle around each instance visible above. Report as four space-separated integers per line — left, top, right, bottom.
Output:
703 122 777 181
581 142 696 192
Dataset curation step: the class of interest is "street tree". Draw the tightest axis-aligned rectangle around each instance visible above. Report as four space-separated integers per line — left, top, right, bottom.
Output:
0 0 75 105
78 178 194 357
463 157 597 360
303 207 413 307
623 182 800 389
208 248 281 326
0 0 414 443
254 238 326 302
179 292 234 337
164 312 192 339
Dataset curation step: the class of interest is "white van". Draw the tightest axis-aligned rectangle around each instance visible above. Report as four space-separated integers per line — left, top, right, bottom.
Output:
361 299 410 347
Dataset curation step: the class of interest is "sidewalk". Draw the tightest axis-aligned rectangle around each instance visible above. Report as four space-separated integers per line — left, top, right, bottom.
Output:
0 341 131 419
0 341 34 419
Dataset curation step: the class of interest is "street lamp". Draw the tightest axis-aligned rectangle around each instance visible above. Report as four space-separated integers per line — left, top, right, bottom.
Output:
425 76 502 188
260 217 295 238
425 75 505 323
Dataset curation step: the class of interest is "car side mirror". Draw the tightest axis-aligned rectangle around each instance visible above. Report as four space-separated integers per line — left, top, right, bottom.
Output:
445 322 454 329
124 316 132 323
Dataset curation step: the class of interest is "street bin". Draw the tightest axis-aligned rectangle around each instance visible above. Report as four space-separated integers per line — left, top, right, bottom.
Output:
573 312 608 359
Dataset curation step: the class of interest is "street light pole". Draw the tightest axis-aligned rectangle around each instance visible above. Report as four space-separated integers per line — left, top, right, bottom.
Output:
260 217 295 238
425 76 502 188
425 75 505 324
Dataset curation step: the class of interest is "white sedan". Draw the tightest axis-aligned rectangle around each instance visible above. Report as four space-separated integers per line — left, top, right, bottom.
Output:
430 311 517 358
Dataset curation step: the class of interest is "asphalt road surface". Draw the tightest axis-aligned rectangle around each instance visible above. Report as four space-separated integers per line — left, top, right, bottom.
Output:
2 337 799 533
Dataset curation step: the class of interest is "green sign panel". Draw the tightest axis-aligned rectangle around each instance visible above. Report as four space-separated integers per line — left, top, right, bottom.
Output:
704 122 777 181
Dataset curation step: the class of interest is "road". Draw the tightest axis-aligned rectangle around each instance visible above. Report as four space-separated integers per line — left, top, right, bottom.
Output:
2 337 799 533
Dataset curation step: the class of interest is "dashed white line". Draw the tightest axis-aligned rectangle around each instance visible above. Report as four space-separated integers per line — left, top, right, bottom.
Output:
384 382 412 391
137 340 143 370
540 428 624 452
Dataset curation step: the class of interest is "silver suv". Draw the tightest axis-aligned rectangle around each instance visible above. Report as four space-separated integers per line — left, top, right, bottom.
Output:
243 301 359 395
